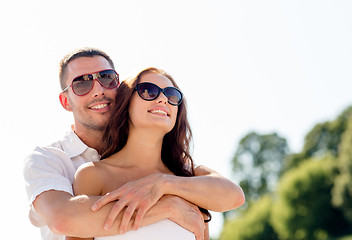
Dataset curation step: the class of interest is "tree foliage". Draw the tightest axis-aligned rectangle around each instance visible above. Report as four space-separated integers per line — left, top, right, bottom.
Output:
332 112 352 226
232 132 289 202
284 106 352 172
271 157 348 240
223 106 352 239
220 195 278 240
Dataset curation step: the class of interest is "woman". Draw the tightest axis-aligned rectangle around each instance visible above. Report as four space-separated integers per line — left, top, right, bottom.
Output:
66 67 243 240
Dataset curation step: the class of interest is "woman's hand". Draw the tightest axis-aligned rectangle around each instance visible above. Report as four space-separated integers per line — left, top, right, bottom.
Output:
91 173 166 233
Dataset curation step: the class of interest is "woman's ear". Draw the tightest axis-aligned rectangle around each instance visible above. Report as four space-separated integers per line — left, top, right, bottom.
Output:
59 92 72 111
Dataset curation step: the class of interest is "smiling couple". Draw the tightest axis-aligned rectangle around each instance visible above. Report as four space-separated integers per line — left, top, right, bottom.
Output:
23 47 245 240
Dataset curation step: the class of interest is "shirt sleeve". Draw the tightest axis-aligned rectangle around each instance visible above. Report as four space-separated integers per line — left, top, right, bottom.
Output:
23 146 76 204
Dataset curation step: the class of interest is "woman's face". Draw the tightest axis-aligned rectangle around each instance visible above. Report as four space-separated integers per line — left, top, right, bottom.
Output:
128 72 178 134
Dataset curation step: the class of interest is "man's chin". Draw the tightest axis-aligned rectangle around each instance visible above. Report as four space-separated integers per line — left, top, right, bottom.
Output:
82 121 108 132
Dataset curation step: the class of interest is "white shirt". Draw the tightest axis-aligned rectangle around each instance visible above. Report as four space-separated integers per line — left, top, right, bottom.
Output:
95 219 195 240
23 129 100 240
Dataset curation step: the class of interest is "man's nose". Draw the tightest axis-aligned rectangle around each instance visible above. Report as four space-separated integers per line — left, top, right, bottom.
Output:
90 79 105 97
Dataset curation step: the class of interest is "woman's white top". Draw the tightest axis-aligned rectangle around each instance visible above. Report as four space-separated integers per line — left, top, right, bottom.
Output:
95 219 195 240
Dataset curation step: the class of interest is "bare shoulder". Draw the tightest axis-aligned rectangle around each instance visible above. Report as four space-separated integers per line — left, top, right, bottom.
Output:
194 165 217 176
73 162 105 195
194 165 225 178
75 162 101 180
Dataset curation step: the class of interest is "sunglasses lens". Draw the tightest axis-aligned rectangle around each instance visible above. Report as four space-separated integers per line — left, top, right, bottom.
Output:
98 70 119 89
72 75 94 95
137 83 160 100
136 83 183 105
70 70 119 96
165 88 182 105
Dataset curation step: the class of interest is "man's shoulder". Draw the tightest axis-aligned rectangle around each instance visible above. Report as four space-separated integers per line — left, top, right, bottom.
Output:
28 129 81 157
30 145 67 158
23 145 70 170
24 134 71 165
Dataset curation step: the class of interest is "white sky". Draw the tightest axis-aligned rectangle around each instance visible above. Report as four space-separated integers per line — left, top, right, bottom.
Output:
1 0 352 238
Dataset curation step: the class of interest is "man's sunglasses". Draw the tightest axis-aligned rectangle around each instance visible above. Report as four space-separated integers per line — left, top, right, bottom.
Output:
134 82 183 106
62 69 119 96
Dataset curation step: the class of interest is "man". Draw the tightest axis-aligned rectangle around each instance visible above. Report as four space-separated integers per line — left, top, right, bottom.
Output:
23 48 245 240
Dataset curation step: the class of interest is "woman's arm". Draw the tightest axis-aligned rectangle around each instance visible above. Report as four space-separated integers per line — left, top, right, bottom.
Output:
65 163 207 240
91 165 245 231
170 165 245 211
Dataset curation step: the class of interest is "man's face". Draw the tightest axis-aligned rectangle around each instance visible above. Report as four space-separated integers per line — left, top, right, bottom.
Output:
60 56 117 132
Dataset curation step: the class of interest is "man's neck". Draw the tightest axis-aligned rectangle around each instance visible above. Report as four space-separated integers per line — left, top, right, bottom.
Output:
72 125 103 153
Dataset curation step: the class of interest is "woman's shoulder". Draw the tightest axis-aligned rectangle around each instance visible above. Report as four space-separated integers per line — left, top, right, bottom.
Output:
75 161 104 178
74 162 106 195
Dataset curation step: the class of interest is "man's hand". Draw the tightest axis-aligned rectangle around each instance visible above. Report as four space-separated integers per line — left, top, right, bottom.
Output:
91 173 165 233
160 195 206 240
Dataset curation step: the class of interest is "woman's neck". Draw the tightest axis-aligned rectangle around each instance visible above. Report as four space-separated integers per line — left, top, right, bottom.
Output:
112 128 168 172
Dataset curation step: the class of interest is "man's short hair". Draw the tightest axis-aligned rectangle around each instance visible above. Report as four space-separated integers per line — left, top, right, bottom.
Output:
59 47 115 90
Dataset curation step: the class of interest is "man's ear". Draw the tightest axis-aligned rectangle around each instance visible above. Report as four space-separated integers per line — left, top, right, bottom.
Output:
59 92 72 112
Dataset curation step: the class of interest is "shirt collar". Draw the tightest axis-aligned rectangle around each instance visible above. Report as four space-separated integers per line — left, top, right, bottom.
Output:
60 129 90 158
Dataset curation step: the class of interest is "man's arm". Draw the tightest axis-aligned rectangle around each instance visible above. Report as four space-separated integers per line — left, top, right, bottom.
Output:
33 190 122 237
24 146 206 239
33 190 205 239
150 195 206 240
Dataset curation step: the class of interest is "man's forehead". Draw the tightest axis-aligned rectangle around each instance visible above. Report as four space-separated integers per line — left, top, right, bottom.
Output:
65 56 112 80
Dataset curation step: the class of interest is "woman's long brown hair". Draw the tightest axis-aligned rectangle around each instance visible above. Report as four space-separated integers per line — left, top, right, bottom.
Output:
99 67 210 220
100 67 194 176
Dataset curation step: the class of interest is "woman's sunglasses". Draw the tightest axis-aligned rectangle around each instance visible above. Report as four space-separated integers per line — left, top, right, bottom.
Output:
134 82 183 106
62 69 119 96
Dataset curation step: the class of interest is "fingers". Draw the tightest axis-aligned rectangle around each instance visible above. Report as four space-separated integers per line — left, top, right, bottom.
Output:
132 208 147 230
182 202 205 240
92 192 118 211
93 178 162 233
192 212 205 240
103 200 126 230
119 202 137 234
103 198 149 232
195 228 205 240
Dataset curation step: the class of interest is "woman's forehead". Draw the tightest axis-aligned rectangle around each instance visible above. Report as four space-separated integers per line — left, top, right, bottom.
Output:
140 72 173 88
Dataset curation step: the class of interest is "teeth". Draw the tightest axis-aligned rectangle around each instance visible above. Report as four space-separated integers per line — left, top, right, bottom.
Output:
91 103 108 109
150 110 167 116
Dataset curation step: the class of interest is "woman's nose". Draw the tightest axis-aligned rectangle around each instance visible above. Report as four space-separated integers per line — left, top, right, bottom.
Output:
156 92 168 104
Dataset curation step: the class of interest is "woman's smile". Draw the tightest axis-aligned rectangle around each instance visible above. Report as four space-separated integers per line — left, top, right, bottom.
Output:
148 107 170 117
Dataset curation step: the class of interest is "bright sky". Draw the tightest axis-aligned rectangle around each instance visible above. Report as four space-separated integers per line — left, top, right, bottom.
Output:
1 0 352 239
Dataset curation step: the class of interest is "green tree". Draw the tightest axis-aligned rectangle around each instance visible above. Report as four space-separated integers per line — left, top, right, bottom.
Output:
220 195 279 240
332 113 352 227
284 106 352 172
232 132 289 202
271 157 348 240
